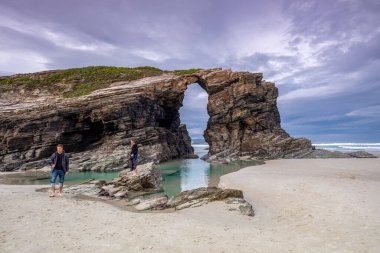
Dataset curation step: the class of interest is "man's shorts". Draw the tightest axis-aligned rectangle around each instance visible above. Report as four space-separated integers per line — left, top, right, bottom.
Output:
50 169 65 187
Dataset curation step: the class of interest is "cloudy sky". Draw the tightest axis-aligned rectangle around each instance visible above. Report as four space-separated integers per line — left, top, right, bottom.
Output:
1 0 379 143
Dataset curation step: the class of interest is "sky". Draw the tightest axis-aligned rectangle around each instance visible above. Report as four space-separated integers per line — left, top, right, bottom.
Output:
1 0 379 143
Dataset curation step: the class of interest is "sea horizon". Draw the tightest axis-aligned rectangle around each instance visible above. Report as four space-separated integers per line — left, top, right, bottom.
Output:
191 141 380 152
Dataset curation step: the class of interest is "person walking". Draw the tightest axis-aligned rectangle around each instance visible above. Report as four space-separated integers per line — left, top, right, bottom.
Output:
129 138 139 175
47 144 69 197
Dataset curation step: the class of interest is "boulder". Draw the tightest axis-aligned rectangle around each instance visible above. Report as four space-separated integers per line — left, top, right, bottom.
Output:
97 162 162 198
224 197 254 216
115 162 162 190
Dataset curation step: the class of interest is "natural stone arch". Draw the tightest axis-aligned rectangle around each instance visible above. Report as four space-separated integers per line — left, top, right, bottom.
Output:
152 68 312 162
0 67 313 171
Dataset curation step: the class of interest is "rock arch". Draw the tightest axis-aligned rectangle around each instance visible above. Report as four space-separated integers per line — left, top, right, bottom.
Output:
153 68 312 162
0 68 312 171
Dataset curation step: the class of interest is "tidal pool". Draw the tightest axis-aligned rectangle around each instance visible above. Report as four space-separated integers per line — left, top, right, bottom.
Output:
0 145 263 197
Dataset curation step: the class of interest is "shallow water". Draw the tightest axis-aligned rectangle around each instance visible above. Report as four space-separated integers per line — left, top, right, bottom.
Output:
159 145 263 196
0 145 263 196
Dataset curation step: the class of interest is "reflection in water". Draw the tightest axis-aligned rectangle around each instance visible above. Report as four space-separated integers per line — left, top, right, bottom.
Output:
159 145 210 196
159 145 263 196
0 144 263 197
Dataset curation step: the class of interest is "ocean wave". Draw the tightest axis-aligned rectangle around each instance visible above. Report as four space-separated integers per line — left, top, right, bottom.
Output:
312 142 380 151
337 146 380 150
313 143 380 146
192 144 209 147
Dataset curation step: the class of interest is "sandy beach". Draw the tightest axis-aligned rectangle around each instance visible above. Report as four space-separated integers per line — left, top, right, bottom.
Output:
1 158 379 253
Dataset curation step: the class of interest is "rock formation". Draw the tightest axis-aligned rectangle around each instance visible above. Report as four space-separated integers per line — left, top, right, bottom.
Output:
98 162 162 198
0 66 315 171
166 187 246 209
132 187 254 216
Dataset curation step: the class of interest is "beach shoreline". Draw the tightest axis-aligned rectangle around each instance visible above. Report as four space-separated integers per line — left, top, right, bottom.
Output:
1 158 379 252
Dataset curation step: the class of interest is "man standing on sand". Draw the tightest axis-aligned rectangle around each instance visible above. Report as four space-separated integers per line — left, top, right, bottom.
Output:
47 144 69 197
129 138 139 175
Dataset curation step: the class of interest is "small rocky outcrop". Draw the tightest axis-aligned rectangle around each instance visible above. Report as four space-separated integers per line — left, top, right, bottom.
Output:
166 187 243 208
114 162 162 190
170 188 255 217
224 197 255 216
134 196 169 211
345 151 377 158
130 186 254 216
97 162 162 198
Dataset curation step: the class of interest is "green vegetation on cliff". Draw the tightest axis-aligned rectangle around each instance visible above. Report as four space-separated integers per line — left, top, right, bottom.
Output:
0 66 162 97
0 66 204 97
173 68 202 76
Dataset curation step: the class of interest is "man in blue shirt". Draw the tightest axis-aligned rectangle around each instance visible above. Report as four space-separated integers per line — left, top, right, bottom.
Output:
47 144 69 197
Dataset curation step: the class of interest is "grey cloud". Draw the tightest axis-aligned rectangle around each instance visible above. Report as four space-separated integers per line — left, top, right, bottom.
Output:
0 0 379 142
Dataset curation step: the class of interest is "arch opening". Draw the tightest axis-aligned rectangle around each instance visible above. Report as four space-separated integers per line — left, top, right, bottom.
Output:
179 82 209 157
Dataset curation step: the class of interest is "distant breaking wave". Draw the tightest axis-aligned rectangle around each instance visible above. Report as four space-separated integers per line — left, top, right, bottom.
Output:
313 143 380 151
191 142 380 151
191 143 209 147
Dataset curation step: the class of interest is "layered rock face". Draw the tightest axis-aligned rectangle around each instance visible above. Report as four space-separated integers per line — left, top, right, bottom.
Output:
199 70 312 161
0 67 313 171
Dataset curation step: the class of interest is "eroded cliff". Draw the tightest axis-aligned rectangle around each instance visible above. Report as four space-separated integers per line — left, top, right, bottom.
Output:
0 67 314 171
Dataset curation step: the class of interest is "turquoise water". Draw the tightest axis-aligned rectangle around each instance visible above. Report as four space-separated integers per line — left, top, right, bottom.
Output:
0 145 262 196
159 145 263 196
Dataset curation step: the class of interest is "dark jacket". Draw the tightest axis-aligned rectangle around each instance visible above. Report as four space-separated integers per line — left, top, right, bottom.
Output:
48 151 69 172
130 143 138 160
